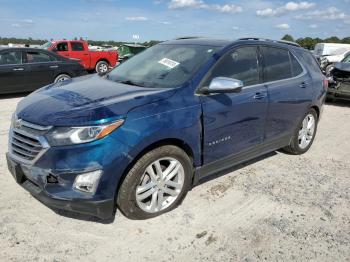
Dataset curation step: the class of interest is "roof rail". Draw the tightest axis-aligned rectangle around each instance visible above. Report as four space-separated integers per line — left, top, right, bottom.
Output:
175 36 202 40
238 37 301 47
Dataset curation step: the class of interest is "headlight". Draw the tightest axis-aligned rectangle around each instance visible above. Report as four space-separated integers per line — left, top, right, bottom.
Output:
45 120 124 146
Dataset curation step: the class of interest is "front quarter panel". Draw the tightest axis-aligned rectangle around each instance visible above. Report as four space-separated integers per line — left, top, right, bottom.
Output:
117 86 202 167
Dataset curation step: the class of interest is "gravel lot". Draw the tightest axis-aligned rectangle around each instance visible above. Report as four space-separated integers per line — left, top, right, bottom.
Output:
0 94 349 262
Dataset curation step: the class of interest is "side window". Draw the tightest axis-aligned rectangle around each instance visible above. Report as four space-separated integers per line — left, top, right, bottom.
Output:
71 42 84 51
290 53 303 76
205 46 259 87
25 51 52 63
0 51 22 65
56 42 68 52
261 46 292 82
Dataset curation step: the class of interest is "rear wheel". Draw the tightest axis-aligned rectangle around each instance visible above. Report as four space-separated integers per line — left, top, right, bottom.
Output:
54 74 71 83
283 108 318 155
95 61 109 74
117 145 192 220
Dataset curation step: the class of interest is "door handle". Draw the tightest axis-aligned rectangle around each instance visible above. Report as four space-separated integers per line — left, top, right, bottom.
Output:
50 65 59 69
253 92 265 100
13 68 24 71
299 82 308 88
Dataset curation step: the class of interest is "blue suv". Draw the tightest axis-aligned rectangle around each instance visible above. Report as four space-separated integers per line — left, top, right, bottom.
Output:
7 38 327 220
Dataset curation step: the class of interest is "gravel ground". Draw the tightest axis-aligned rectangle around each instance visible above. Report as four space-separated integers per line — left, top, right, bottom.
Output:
0 95 349 262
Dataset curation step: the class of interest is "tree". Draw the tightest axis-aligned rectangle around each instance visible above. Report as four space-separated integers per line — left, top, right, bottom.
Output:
282 34 294 42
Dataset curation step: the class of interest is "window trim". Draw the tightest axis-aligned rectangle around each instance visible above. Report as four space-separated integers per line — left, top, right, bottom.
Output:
196 45 262 95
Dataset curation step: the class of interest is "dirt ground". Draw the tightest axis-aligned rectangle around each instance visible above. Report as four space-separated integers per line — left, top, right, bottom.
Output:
0 94 349 262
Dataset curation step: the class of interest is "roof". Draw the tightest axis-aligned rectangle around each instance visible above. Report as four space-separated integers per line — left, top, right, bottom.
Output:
121 43 146 48
161 37 302 50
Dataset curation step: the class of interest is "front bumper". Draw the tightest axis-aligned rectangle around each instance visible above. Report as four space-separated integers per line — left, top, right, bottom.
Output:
7 153 115 219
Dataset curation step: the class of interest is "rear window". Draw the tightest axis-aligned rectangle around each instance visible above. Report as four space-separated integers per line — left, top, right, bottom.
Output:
71 42 84 51
25 51 53 63
261 46 292 82
290 53 303 76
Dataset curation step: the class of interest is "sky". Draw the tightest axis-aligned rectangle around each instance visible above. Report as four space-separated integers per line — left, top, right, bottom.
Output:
0 0 349 42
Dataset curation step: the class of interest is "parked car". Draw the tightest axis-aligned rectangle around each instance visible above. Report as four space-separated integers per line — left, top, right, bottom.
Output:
327 53 350 101
6 38 326 220
314 43 350 71
0 47 86 94
41 40 118 74
118 43 146 62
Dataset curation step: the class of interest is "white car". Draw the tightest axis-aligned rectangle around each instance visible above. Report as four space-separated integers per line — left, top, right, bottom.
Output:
314 43 350 70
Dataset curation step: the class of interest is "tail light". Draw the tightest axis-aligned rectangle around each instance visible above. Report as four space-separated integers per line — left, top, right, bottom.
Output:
323 79 328 91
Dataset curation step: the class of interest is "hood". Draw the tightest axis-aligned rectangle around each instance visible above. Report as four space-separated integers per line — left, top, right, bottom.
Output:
333 62 350 73
16 74 176 126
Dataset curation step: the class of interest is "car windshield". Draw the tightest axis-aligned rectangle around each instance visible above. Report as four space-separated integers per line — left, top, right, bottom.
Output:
107 44 219 88
342 53 350 63
40 42 53 49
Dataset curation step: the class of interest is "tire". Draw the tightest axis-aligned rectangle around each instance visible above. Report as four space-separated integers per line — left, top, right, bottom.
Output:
54 74 71 83
95 61 109 74
117 145 193 220
283 108 318 155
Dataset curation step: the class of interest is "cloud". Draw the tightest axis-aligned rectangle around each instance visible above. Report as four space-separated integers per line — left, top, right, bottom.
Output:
257 1 315 17
168 0 242 13
10 19 34 28
309 24 318 28
275 23 290 30
295 7 346 20
125 16 148 21
169 0 205 9
232 26 239 30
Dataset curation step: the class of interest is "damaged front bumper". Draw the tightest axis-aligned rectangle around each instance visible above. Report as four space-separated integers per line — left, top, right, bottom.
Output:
6 153 115 219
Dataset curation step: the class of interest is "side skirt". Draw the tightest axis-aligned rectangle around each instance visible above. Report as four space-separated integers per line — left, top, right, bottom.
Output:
193 134 291 185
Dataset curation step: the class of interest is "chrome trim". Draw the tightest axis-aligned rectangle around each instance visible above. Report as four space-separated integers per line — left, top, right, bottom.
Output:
8 120 51 166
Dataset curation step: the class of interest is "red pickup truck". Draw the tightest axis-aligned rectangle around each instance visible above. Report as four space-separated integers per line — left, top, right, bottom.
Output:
41 40 118 74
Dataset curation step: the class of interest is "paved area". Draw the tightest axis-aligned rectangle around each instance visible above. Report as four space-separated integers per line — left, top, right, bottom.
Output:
0 95 349 261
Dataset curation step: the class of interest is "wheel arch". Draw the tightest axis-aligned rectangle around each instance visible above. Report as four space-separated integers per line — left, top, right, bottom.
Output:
53 72 71 81
115 138 195 197
310 105 320 119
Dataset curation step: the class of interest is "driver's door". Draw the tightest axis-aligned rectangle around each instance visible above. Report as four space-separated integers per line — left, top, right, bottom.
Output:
200 46 268 164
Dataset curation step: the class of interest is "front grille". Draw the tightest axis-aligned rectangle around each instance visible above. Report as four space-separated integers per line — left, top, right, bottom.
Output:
11 130 43 161
9 119 51 164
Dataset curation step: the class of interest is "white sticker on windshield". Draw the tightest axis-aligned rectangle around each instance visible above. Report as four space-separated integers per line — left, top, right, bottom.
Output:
158 58 180 69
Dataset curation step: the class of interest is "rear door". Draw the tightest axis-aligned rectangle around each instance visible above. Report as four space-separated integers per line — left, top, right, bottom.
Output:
69 41 90 68
200 45 268 164
0 50 29 93
261 46 312 142
56 41 70 58
23 50 57 90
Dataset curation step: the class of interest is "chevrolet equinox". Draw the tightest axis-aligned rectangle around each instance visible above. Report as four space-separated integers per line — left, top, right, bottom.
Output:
7 38 327 220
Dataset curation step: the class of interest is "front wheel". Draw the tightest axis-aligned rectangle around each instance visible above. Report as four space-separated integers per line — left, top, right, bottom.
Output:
95 61 109 74
117 145 192 220
283 108 318 155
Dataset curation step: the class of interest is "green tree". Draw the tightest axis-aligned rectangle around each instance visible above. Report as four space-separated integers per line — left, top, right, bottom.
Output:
282 34 294 42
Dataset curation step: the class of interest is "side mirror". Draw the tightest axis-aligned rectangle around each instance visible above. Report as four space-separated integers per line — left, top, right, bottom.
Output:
51 47 58 52
201 77 243 94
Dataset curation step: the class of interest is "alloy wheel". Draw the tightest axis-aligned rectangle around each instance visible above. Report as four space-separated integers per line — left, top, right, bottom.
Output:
135 157 185 213
298 113 315 149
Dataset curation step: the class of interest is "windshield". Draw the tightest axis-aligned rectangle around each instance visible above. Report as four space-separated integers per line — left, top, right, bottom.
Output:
107 44 219 88
40 41 53 49
342 53 350 63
